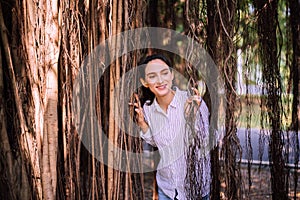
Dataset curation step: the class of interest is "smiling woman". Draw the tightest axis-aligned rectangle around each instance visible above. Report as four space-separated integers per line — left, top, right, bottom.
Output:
131 54 211 200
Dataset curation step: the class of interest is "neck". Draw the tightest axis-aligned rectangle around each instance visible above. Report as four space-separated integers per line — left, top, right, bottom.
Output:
156 89 175 113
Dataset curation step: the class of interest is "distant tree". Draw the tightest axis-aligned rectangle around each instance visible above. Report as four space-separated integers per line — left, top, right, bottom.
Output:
253 0 288 199
289 0 300 199
206 0 221 199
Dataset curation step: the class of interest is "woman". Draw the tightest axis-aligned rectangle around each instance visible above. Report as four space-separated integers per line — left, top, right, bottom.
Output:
130 54 211 200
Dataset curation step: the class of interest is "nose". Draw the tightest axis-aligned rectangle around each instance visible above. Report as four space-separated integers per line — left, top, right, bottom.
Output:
157 75 163 83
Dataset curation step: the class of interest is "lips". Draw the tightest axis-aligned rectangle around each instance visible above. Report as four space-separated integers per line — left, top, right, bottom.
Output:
156 84 167 90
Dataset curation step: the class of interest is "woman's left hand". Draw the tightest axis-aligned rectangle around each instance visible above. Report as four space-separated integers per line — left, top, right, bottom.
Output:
184 87 202 116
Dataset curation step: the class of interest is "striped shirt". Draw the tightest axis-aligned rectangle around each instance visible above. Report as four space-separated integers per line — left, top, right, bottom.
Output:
141 88 211 199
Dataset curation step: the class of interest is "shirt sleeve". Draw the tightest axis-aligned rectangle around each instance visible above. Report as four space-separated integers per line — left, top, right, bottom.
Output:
139 105 157 147
139 129 156 147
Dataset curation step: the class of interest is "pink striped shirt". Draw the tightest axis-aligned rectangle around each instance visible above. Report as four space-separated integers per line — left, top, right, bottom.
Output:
141 88 211 199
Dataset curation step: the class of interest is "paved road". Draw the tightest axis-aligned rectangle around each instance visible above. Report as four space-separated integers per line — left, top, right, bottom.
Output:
237 128 300 165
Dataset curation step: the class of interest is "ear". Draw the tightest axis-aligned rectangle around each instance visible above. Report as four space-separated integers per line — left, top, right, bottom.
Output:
171 70 174 81
140 78 149 88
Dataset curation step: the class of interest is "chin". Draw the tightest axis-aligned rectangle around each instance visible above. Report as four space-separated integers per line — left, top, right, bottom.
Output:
154 89 171 97
155 93 168 97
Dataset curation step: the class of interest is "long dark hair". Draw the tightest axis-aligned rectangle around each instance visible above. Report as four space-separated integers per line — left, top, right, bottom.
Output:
138 54 172 107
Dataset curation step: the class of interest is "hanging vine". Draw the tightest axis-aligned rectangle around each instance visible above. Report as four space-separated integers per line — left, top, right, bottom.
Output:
254 0 288 199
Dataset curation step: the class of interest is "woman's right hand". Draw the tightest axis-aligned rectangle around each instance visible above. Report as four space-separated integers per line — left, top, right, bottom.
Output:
129 93 149 132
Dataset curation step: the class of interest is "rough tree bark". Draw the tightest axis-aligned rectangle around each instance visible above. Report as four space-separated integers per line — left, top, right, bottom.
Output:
0 39 15 200
20 1 44 197
0 2 33 199
289 0 300 199
206 0 221 199
254 0 288 199
41 0 61 199
289 0 300 136
1 0 61 199
218 0 242 199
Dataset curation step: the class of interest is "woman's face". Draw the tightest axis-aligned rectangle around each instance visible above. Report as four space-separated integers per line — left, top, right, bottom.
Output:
144 59 174 98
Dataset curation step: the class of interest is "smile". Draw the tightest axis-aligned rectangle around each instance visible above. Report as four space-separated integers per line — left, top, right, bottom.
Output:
156 84 167 90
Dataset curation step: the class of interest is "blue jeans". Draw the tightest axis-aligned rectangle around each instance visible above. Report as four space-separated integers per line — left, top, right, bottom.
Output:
157 187 172 200
158 187 210 200
202 193 210 200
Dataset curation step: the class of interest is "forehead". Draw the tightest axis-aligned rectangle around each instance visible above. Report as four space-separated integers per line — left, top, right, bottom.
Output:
145 59 169 74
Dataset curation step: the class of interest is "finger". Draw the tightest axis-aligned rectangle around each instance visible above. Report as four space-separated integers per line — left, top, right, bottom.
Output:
191 87 200 96
186 99 192 104
134 106 143 113
186 96 200 107
186 96 194 104
191 96 201 106
191 96 199 101
134 108 144 119
134 93 141 107
128 102 140 107
134 108 140 113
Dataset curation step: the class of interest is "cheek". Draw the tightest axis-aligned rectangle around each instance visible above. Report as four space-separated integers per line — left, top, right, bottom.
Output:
147 83 156 90
146 83 158 94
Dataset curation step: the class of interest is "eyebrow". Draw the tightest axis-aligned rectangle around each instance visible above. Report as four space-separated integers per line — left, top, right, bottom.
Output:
146 68 170 76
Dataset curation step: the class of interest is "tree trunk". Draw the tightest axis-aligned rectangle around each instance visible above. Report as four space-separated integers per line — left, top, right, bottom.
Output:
206 0 221 199
1 0 145 199
254 0 288 199
0 2 34 199
0 40 15 200
289 0 300 199
41 1 60 199
289 0 300 134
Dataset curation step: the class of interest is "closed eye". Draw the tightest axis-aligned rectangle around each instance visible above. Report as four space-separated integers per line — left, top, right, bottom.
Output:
148 75 156 79
161 69 170 75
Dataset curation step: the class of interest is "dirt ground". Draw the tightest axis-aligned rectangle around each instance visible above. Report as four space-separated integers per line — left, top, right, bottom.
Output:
238 164 300 200
143 164 300 200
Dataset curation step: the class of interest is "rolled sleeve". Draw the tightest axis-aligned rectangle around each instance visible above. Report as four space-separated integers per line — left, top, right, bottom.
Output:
140 128 156 147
